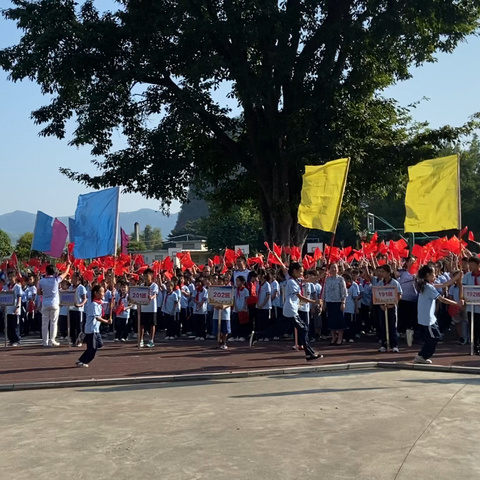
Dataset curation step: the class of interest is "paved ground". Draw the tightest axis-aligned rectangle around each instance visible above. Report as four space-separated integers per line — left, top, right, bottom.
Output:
0 334 479 386
1 369 479 480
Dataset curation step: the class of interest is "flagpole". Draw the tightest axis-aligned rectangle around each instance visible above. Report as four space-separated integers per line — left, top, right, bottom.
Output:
110 188 121 337
457 153 462 232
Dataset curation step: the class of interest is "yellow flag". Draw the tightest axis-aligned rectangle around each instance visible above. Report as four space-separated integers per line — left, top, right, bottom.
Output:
404 154 460 233
298 158 350 233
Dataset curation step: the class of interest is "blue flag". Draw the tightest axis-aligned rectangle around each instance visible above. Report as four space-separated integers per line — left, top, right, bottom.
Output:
73 187 120 259
32 211 54 252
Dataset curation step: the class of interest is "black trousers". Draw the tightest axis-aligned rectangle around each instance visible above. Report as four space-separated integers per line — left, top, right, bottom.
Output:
289 314 316 357
78 333 103 364
115 316 130 340
7 314 20 344
397 300 418 333
69 310 84 344
418 323 442 360
194 313 207 338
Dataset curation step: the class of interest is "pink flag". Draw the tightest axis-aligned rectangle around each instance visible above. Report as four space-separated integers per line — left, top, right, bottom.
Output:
121 228 130 255
46 219 68 258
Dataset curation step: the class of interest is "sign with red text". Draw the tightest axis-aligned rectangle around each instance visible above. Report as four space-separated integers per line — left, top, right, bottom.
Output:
0 291 15 307
463 286 480 305
208 286 234 307
129 286 150 305
372 286 398 305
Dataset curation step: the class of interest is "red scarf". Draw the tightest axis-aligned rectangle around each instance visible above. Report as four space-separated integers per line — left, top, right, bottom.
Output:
195 286 203 302
93 298 105 316
236 285 245 298
164 290 174 306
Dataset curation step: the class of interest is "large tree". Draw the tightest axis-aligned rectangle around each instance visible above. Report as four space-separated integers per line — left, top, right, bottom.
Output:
0 229 13 258
2 1 479 246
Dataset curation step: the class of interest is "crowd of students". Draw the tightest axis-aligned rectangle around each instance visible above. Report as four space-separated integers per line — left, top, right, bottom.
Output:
0 251 478 367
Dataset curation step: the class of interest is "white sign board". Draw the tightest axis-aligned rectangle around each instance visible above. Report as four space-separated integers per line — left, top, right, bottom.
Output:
372 286 398 306
60 291 76 306
307 243 323 254
208 286 234 307
463 286 480 305
235 245 250 255
129 286 150 305
0 291 15 307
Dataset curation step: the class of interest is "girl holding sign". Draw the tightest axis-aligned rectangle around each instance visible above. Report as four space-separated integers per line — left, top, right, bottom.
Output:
414 266 462 364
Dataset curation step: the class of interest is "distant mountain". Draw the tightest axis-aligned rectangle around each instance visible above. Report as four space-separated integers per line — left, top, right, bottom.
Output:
0 209 178 242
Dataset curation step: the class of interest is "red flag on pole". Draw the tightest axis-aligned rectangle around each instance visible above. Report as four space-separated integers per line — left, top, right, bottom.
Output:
121 228 130 255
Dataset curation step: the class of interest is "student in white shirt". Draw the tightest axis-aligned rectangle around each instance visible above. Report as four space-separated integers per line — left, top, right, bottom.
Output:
231 275 250 341
69 272 88 346
162 281 180 340
343 273 360 343
3 271 23 346
282 263 322 361
140 268 159 348
38 263 71 347
462 257 480 354
114 282 131 342
193 279 208 340
256 269 272 341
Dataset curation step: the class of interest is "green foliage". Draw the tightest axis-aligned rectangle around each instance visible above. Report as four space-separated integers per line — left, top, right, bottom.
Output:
15 232 35 261
196 202 264 253
129 224 163 251
0 229 13 258
2 0 480 245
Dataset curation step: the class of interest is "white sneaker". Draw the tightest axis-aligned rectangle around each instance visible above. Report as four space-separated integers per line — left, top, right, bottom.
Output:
228 337 236 342
11 343 19 347
139 340 144 348
238 337 246 342
414 355 432 364
378 346 387 353
263 338 270 342
348 339 355 343
50 340 60 347
114 338 119 342
42 343 49 347
76 362 89 368
273 337 280 341
220 344 228 350
121 338 126 342
392 347 400 353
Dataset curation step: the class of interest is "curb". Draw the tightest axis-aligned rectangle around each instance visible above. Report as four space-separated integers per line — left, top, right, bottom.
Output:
0 361 478 392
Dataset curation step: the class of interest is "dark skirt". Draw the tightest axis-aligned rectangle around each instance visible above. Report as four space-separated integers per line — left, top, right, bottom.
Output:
326 302 347 330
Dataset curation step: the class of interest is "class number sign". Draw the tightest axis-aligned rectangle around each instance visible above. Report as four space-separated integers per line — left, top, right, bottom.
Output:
60 291 77 306
463 286 480 305
208 286 234 306
129 286 151 305
372 286 398 306
0 291 15 307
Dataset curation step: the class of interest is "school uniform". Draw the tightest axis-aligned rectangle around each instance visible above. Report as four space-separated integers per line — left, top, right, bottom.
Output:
256 281 272 336
77 301 104 365
141 282 159 329
324 276 348 331
69 284 87 344
282 278 316 358
58 295 69 338
24 285 37 335
38 276 62 346
377 278 403 349
114 292 130 340
212 306 231 336
193 287 208 338
359 280 373 333
344 282 360 341
232 286 250 339
3 283 22 344
417 283 442 360
162 290 180 337
179 285 191 335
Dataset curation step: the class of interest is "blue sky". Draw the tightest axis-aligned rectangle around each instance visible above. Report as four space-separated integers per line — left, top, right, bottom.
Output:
1 1 479 217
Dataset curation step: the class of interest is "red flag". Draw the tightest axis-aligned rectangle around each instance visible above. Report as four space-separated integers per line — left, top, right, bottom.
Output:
208 258 214 267
114 302 125 316
224 248 236 264
303 255 315 270
213 255 222 265
235 248 244 258
83 270 94 282
370 232 378 244
313 247 323 261
8 253 18 269
283 246 292 255
248 257 264 267
469 231 475 242
264 241 271 251
163 256 174 272
460 226 469 238
267 252 283 266
290 246 301 261
273 243 282 258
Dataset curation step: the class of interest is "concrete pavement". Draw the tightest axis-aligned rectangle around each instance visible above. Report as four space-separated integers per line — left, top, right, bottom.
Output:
1 369 479 480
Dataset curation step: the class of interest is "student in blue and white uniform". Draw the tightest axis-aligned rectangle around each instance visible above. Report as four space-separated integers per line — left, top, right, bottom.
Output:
462 257 480 354
3 271 23 346
376 264 403 353
193 279 208 340
343 273 360 343
213 300 231 350
76 285 112 368
69 273 87 346
231 275 250 342
24 274 38 335
255 269 272 341
163 281 180 340
114 282 131 342
283 262 322 361
58 279 70 339
414 265 461 364
140 268 159 348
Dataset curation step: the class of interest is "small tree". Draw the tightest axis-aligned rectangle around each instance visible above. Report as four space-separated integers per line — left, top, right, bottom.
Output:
0 229 13 258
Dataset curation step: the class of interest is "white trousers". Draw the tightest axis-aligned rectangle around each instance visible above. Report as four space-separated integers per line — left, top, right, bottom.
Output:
41 305 60 345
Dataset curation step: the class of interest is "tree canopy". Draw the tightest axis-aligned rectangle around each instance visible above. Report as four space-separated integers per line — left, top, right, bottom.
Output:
15 232 35 261
0 229 13 258
2 0 480 246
